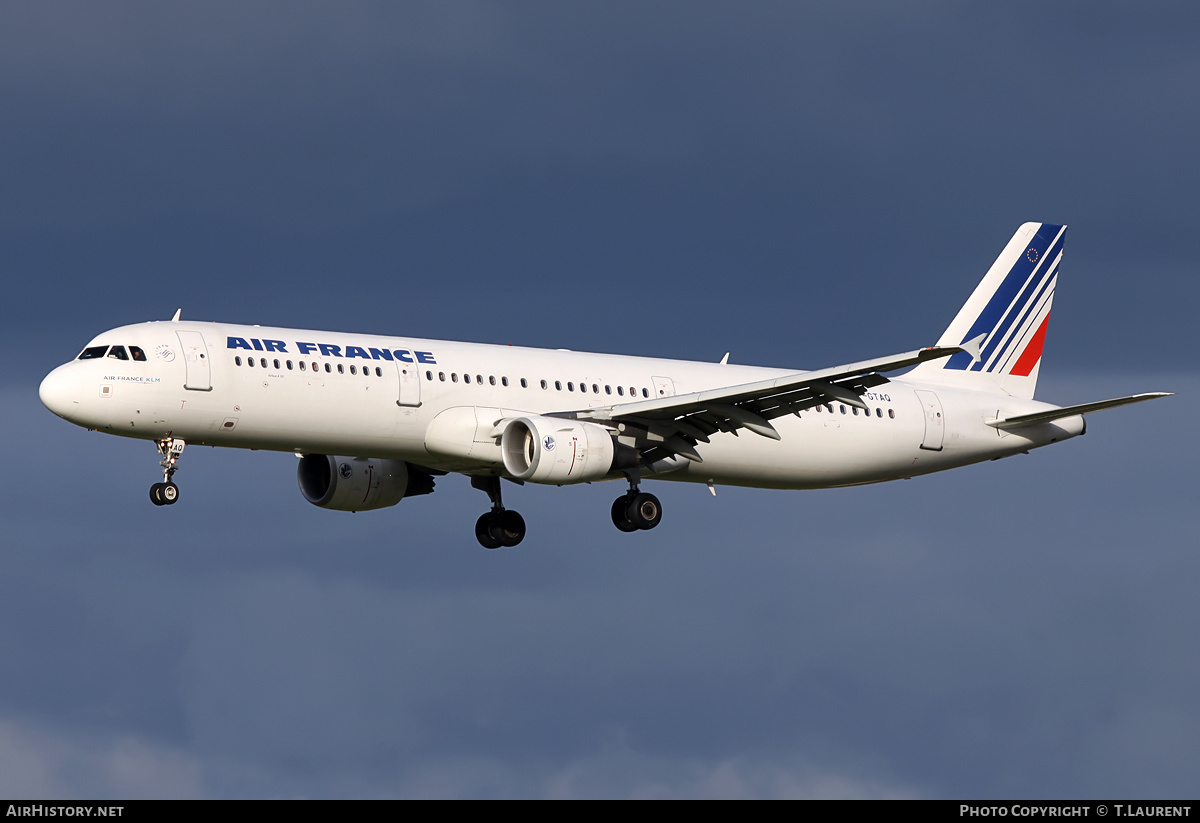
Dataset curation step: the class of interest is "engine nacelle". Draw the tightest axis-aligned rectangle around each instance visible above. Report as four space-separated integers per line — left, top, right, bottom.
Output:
501 416 616 484
297 455 434 512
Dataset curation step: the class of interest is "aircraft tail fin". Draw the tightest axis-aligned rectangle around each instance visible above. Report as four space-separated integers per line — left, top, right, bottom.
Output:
907 222 1066 400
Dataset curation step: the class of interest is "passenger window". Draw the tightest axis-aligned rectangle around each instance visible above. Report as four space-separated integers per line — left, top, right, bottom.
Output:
839 405 846 414
78 346 109 360
617 386 624 396
248 357 255 368
130 346 147 361
337 364 343 374
324 363 331 373
541 380 548 389
477 374 483 384
107 346 129 360
451 373 458 382
490 376 497 386
300 361 306 371
605 385 612 395
555 381 562 391
520 378 528 388
463 374 471 384
888 409 896 419
260 358 267 368
274 359 281 369
286 360 293 370
568 382 574 391
876 408 882 418
376 367 383 377
642 388 649 398
350 365 357 375
312 362 318 372
502 377 509 387
592 384 599 394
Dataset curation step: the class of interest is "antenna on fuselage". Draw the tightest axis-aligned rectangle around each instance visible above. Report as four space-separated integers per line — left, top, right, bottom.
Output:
171 309 181 322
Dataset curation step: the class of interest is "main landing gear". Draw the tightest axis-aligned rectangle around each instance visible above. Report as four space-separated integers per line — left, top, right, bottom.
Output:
471 475 526 549
611 472 662 533
149 437 185 507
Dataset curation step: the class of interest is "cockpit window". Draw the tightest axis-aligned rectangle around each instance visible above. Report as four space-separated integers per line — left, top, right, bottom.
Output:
130 346 146 361
78 346 109 360
107 346 129 360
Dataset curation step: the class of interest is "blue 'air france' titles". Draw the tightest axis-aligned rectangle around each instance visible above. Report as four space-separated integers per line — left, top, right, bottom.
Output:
226 337 436 364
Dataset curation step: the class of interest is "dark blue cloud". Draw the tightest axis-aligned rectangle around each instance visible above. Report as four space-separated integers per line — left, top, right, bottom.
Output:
3 372 1193 798
2 3 1196 798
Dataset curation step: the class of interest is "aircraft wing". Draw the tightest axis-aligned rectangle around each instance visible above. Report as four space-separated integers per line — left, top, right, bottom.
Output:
560 346 960 463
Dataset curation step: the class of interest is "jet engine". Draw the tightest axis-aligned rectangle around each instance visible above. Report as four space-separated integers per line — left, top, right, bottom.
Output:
297 454 434 512
500 416 617 484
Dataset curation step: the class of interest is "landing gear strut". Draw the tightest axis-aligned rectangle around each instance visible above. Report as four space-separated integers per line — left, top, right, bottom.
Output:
471 475 526 549
611 471 662 532
149 437 185 506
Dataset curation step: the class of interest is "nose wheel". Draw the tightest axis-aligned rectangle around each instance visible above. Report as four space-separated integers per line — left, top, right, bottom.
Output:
150 437 185 506
150 481 179 506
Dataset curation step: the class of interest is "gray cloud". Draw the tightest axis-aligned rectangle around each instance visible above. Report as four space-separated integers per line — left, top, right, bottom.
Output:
3 372 1194 797
4 2 1197 798
0 719 203 799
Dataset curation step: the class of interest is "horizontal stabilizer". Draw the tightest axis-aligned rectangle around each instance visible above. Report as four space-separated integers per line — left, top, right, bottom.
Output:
986 392 1172 430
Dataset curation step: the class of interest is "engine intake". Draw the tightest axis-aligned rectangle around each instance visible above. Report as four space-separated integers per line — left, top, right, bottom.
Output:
297 455 434 512
501 416 616 484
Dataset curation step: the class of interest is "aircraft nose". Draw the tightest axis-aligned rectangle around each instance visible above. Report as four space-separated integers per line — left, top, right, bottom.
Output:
39 365 82 421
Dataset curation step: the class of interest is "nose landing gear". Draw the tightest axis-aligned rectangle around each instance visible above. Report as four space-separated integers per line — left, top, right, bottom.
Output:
149 437 185 506
149 481 178 505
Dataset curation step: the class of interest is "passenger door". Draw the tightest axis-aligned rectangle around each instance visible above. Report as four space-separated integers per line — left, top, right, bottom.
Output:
396 359 421 407
914 389 944 451
176 331 212 391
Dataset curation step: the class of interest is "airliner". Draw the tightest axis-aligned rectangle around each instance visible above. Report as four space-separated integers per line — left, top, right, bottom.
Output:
39 223 1168 548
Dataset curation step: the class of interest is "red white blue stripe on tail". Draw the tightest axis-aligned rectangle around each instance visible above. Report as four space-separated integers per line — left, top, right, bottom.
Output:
907 222 1065 400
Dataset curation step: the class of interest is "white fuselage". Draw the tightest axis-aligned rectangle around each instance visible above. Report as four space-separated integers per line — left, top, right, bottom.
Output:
39 320 1084 491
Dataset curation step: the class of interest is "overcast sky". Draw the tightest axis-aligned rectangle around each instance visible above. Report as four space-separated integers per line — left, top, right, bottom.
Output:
2 2 1196 798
